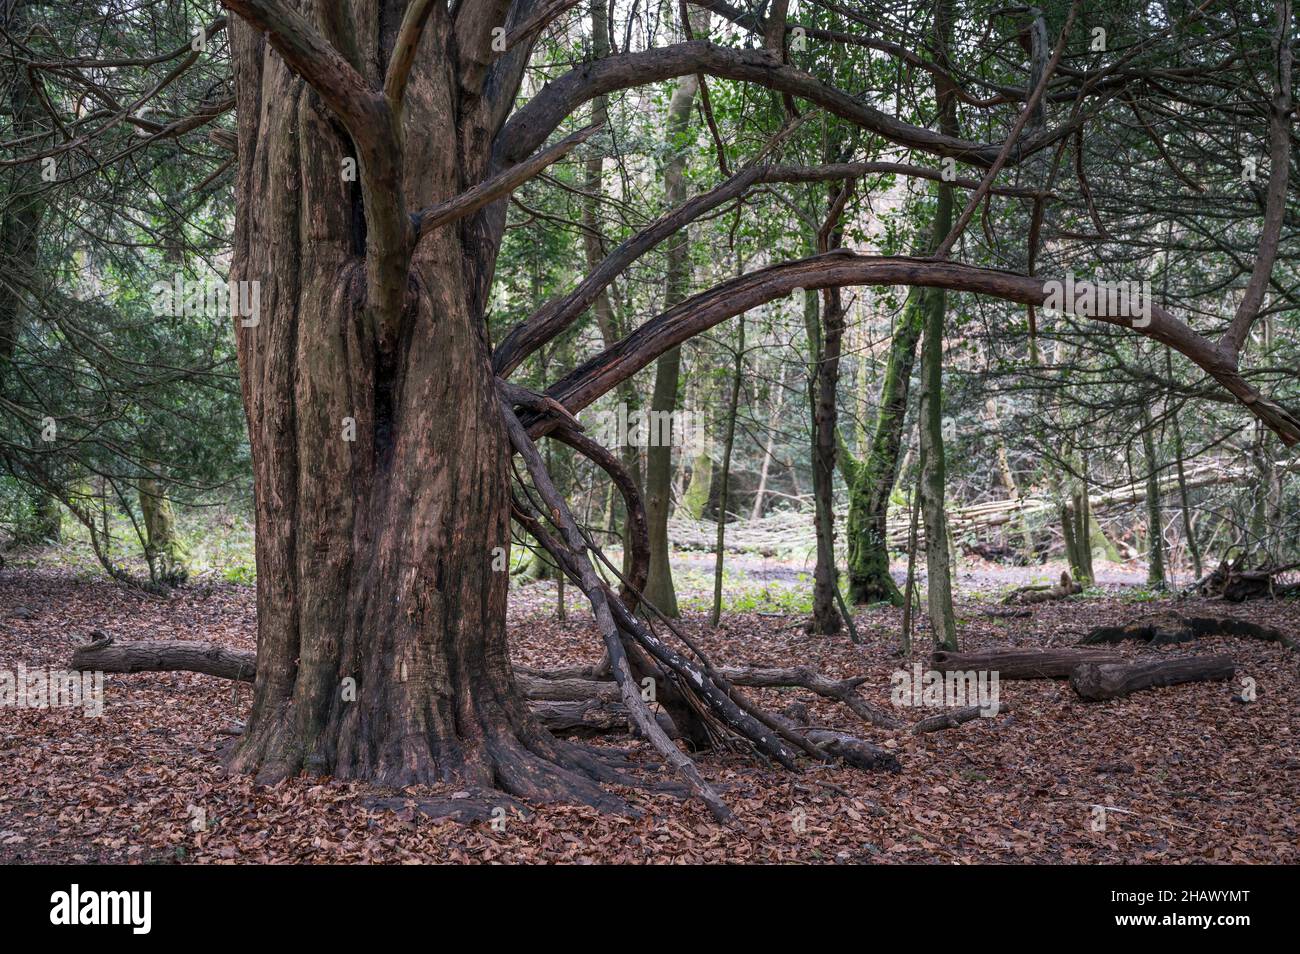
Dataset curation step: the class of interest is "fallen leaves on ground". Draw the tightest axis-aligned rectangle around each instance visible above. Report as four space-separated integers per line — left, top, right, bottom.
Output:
1 566 1295 864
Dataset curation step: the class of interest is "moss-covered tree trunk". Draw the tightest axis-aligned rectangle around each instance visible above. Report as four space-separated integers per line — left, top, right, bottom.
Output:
918 271 958 651
138 464 186 584
844 284 923 605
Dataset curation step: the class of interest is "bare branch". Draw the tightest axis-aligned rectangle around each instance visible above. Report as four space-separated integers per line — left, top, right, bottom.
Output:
413 122 602 242
494 159 1044 376
933 1 1079 259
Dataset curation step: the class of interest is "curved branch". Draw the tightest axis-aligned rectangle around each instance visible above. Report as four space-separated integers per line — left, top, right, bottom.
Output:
536 252 1300 445
497 40 1059 168
1220 0 1293 355
493 159 1044 375
222 0 410 349
547 424 649 612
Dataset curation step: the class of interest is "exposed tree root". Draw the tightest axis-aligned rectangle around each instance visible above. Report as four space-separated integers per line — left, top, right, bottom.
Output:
364 790 533 824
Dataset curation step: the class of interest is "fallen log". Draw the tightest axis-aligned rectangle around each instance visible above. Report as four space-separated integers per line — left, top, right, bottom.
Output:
930 647 1123 680
70 636 664 737
913 702 1013 733
801 729 901 772
1069 654 1236 701
529 698 681 739
1079 614 1297 650
72 634 255 681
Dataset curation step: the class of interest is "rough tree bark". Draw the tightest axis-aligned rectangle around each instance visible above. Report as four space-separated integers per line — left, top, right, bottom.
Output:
217 0 643 806
843 241 924 606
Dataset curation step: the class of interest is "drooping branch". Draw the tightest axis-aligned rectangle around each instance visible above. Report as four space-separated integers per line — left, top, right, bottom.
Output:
534 252 1300 445
497 379 650 608
547 424 650 611
496 40 1063 168
500 398 734 822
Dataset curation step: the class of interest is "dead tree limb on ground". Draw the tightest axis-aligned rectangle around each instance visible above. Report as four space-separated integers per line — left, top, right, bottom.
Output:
1079 614 1297 651
1070 655 1236 701
914 703 1013 733
931 647 1123 679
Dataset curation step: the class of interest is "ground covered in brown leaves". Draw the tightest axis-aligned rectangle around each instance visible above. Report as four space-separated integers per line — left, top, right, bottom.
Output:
1 564 1296 864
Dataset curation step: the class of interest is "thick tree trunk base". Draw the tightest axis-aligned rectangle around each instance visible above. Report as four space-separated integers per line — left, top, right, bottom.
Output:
226 688 641 814
1070 655 1236 701
71 636 655 812
848 568 904 607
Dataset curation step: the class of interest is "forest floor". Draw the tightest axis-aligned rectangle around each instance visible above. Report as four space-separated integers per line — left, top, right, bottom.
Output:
0 554 1296 864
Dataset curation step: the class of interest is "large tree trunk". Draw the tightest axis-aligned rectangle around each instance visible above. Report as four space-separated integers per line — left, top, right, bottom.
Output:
222 10 614 806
